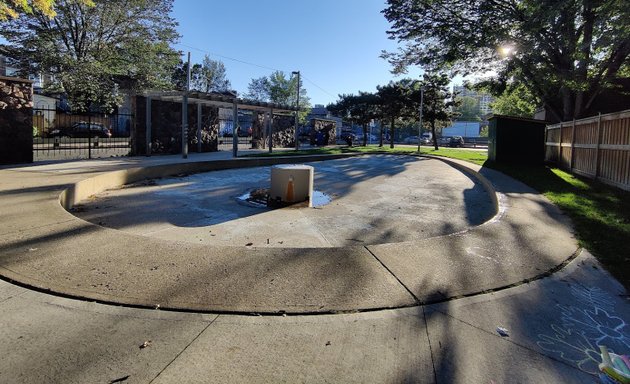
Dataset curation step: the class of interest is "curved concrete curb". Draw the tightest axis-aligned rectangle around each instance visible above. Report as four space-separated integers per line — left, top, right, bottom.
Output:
0 154 578 314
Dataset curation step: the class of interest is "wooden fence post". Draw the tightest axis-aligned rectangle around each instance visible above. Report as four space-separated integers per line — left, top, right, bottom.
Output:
558 122 563 168
570 118 576 170
595 112 601 179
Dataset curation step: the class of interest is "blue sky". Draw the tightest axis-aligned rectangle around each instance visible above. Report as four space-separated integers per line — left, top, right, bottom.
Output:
172 0 428 106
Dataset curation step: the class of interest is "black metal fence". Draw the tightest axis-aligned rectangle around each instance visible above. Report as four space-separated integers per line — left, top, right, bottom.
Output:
32 107 133 161
217 135 255 151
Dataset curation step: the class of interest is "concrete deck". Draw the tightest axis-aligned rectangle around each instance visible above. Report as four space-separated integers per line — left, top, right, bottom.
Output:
0 151 627 383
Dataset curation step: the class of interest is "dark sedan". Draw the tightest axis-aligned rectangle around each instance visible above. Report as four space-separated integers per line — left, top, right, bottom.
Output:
48 122 112 138
448 135 465 147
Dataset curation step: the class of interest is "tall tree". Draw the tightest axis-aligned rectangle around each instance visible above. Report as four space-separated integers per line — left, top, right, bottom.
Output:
382 0 630 121
245 70 311 123
1 0 180 112
419 73 458 150
377 79 419 148
352 91 380 146
194 55 231 93
489 83 538 118
328 91 379 146
455 96 481 121
0 0 94 20
244 77 270 102
171 60 202 92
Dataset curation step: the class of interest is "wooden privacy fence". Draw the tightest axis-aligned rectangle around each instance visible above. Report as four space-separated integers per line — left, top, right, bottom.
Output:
545 109 630 191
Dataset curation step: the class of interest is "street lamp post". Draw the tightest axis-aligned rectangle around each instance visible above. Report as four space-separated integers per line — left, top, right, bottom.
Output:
417 86 425 152
182 51 190 159
292 71 300 150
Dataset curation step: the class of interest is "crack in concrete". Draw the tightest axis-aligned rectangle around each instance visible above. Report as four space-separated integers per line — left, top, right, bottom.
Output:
149 314 220 383
364 245 420 304
429 308 591 376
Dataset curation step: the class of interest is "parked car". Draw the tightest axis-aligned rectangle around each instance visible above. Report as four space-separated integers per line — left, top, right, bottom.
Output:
403 136 420 144
438 137 451 146
448 135 465 147
221 127 252 137
355 134 377 142
48 122 112 138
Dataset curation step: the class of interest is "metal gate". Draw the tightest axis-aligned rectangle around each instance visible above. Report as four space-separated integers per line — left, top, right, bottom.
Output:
32 107 134 161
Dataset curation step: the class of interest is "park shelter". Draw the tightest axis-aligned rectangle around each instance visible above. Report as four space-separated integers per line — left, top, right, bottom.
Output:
136 91 297 157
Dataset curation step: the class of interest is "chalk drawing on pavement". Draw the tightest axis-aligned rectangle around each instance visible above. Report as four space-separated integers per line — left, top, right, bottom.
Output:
537 286 629 375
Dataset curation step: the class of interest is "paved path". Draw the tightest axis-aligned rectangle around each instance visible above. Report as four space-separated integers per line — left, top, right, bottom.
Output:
0 151 628 383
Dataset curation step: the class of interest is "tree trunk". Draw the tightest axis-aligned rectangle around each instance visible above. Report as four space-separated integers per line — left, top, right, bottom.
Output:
379 123 384 147
574 91 584 119
431 120 438 150
561 87 574 121
362 123 368 146
389 118 395 149
574 0 594 119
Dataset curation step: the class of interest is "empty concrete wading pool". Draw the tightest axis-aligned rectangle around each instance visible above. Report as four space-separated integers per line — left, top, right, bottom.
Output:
1 153 579 313
72 155 495 248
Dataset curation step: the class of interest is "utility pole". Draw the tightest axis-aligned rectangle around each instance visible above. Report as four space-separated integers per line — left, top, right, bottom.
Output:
417 86 425 153
232 100 238 158
292 71 300 150
182 51 190 159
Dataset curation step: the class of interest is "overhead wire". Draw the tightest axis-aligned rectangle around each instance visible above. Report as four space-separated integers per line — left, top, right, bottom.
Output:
302 75 337 99
178 42 338 101
178 43 281 73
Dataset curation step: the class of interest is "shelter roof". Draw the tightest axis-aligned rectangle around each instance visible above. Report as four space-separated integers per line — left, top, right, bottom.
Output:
142 91 296 114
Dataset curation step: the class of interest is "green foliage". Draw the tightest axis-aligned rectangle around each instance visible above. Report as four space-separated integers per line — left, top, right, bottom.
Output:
419 72 458 148
1 0 180 112
376 78 423 148
490 83 538 118
328 91 379 146
244 70 311 123
195 55 231 93
171 60 201 91
0 0 94 20
382 0 630 120
171 55 232 94
455 96 481 121
244 77 270 102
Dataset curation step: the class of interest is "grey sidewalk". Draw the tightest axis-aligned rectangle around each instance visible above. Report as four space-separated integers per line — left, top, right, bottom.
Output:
1 250 627 383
